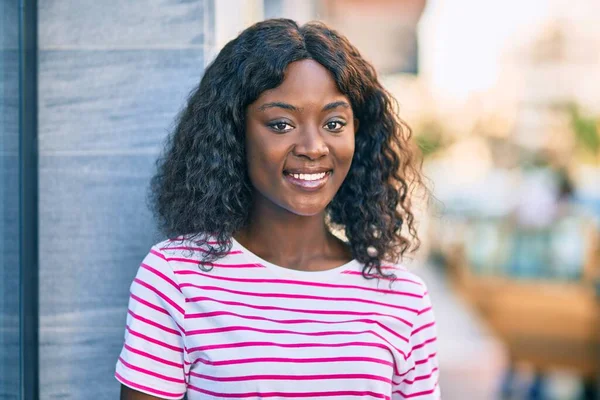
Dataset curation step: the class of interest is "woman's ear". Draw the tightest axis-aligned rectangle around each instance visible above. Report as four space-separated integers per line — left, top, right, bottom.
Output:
353 118 360 134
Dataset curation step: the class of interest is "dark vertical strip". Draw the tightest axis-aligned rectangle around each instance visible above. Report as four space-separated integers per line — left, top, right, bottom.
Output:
19 0 39 398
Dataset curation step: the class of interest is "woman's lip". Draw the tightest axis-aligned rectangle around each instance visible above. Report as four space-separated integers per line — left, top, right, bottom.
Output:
284 169 332 174
283 171 331 191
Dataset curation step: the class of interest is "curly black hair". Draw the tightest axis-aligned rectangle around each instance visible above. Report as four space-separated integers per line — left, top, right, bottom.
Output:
150 18 425 279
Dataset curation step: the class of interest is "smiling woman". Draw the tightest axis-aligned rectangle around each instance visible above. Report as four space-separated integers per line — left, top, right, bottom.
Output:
244 60 356 220
116 18 440 400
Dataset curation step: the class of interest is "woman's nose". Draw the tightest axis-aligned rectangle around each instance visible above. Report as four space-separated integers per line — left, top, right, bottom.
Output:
292 126 329 160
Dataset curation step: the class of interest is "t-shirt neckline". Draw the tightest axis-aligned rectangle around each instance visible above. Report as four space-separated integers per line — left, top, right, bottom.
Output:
230 237 361 280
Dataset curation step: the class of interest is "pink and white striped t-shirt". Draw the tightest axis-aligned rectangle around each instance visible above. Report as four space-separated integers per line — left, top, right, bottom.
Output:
115 237 440 399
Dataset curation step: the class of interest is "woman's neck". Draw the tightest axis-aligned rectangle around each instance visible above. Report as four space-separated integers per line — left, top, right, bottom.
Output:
233 201 351 271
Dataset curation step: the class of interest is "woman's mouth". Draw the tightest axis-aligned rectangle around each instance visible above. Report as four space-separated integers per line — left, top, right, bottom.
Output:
283 171 332 191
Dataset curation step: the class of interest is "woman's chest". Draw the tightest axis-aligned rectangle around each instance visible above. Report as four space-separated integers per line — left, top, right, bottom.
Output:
179 276 414 398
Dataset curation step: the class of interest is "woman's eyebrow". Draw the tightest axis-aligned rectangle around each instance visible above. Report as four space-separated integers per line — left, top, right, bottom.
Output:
257 102 301 112
322 101 351 112
257 101 350 113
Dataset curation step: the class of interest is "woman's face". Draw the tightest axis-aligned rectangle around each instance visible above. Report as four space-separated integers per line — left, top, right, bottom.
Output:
245 59 356 217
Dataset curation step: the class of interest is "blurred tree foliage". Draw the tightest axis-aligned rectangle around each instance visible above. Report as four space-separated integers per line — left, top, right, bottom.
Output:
414 118 448 158
566 103 600 163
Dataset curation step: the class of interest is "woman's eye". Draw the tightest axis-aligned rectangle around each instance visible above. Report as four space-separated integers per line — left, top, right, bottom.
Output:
268 121 294 133
325 120 346 131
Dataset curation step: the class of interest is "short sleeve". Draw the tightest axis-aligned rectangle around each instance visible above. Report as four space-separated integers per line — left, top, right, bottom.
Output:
392 282 441 399
115 246 188 399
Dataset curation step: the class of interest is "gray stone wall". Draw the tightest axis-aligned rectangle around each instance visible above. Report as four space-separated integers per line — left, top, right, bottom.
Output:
37 1 213 398
1 0 21 398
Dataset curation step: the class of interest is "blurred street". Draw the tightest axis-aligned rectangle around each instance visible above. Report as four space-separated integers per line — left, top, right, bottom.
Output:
418 262 596 400
417 264 507 400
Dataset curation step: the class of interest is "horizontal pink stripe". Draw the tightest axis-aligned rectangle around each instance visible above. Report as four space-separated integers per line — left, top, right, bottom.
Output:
415 352 437 366
129 294 185 333
342 270 393 279
190 371 392 384
133 278 185 315
159 245 242 255
176 269 423 298
185 286 419 314
128 310 181 336
188 339 391 354
140 261 181 292
115 371 184 399
418 306 432 315
166 236 221 243
394 367 439 386
198 248 241 255
411 322 435 337
381 265 403 270
119 356 185 384
394 381 439 398
187 340 403 374
407 337 437 360
342 270 422 285
188 342 398 353
191 355 393 368
186 325 408 346
396 353 438 380
186 327 407 364
123 343 183 368
178 261 262 268
183 310 411 336
159 256 262 268
187 385 389 399
130 293 169 315
126 325 183 353
206 263 263 268
166 237 223 244
185 296 413 326
149 248 167 261
165 257 202 264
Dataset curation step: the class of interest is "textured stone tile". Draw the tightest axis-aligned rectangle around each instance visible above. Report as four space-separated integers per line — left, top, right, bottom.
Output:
39 49 204 153
0 8 20 397
36 3 212 398
1 50 19 155
0 1 19 50
0 154 19 310
40 311 128 399
38 153 161 398
38 154 161 315
39 0 207 49
0 154 19 399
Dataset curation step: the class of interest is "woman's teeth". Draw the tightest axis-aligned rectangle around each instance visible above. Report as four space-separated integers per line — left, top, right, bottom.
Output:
289 172 327 181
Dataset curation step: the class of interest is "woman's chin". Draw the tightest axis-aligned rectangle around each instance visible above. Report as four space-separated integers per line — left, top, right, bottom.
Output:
284 201 330 217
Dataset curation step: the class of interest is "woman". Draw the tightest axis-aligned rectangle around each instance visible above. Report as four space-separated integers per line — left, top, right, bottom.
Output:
116 18 440 400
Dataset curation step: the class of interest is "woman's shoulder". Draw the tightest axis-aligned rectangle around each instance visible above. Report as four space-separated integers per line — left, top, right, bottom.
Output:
147 234 249 274
362 260 425 282
369 262 430 296
388 263 427 285
151 234 221 256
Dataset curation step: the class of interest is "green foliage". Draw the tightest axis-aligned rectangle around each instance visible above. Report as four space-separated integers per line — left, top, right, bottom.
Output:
415 119 446 158
567 103 599 156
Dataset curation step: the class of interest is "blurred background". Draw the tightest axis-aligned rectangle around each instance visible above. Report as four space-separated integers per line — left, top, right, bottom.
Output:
2 0 599 399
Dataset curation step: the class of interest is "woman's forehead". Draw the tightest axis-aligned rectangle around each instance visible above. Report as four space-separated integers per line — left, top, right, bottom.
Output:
251 60 350 111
